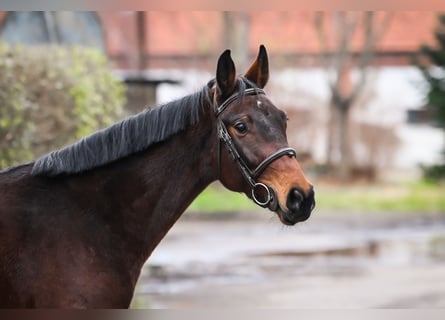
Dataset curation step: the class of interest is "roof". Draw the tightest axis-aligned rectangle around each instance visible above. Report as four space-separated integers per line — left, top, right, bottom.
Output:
0 11 441 67
100 11 439 55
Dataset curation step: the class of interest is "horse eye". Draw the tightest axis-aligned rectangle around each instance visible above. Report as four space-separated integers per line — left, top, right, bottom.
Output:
234 121 248 134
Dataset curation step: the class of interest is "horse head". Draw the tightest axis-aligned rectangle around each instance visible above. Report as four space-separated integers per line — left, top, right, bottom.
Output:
212 45 315 225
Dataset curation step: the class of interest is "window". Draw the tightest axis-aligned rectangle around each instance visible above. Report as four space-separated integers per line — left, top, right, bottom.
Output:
1 11 105 51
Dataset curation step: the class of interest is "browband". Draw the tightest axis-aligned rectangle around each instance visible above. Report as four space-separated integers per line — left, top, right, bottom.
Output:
215 88 266 117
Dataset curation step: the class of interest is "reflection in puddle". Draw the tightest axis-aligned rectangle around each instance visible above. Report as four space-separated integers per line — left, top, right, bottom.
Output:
430 236 445 261
252 241 380 258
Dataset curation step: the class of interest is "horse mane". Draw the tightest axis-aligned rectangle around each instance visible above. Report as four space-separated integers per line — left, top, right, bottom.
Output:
31 86 211 177
31 77 255 177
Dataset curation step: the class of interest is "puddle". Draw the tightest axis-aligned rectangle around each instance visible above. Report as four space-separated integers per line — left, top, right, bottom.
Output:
132 214 445 308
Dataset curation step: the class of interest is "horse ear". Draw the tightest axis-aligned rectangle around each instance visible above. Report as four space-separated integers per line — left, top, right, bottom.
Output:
244 44 269 88
216 49 237 97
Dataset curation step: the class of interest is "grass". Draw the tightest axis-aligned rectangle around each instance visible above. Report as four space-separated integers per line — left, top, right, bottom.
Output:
315 181 445 213
188 181 445 214
188 183 257 213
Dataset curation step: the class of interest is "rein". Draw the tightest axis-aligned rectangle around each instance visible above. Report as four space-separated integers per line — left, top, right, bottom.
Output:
214 88 297 208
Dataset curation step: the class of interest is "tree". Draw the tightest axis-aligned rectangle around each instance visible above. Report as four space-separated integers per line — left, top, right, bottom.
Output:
416 13 445 180
314 11 393 179
417 14 445 158
223 12 250 70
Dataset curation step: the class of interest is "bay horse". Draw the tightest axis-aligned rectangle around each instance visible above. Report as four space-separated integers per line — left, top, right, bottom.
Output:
0 45 315 308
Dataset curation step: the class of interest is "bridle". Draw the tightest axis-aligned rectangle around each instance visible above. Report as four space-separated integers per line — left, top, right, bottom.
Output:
214 87 297 208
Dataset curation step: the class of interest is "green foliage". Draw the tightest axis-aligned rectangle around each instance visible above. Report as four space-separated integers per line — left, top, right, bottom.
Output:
417 14 445 128
416 13 445 181
420 163 445 182
0 43 126 168
0 47 33 168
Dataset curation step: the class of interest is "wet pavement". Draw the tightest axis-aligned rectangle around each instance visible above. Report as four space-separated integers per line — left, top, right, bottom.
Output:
131 210 445 308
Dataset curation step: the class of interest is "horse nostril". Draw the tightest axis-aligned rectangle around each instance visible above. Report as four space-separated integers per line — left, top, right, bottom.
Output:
286 188 304 212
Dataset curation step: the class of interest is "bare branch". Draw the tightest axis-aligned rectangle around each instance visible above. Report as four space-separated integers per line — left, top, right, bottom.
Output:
350 11 393 103
314 12 331 70
373 11 394 44
331 12 359 103
315 11 392 105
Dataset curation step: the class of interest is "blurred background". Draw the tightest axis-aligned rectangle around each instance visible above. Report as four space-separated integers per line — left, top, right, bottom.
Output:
0 11 444 308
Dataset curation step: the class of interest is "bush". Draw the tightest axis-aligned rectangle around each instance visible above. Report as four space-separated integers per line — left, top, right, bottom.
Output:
0 51 33 168
420 163 445 183
0 43 126 168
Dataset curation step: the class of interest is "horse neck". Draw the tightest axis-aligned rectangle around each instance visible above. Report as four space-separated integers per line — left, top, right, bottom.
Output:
66 105 218 272
133 112 218 254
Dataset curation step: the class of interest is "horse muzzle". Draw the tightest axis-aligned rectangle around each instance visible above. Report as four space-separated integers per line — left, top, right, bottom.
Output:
271 186 316 225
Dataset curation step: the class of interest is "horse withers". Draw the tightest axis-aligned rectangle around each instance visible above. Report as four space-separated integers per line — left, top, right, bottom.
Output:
0 45 315 308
